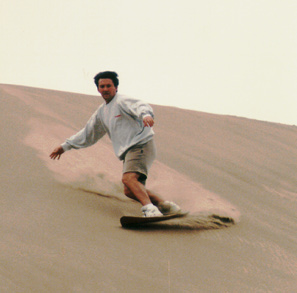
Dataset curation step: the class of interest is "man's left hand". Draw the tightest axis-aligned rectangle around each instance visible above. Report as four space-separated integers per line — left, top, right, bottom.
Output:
143 116 154 127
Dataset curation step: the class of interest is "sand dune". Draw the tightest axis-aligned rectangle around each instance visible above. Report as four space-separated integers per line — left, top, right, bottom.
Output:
1 84 296 292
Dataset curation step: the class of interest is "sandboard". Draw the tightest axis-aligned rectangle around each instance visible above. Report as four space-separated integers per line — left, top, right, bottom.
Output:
120 211 188 228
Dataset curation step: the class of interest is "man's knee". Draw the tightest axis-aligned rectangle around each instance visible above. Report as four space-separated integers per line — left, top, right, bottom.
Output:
122 178 139 201
122 172 139 186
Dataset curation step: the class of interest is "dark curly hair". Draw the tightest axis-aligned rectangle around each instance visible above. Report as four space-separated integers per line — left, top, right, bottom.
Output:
94 71 119 88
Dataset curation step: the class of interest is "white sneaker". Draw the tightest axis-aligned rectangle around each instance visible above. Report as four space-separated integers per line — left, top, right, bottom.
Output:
158 201 181 215
141 204 163 217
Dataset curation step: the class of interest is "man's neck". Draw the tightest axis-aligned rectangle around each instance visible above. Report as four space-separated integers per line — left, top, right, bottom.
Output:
104 93 117 104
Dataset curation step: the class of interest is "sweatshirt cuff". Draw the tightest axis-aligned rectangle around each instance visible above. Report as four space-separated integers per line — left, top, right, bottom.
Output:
61 142 72 151
142 114 152 119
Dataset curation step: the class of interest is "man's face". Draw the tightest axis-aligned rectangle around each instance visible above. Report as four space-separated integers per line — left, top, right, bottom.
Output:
97 78 117 103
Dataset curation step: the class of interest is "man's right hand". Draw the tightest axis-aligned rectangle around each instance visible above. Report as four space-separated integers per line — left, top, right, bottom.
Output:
49 146 65 160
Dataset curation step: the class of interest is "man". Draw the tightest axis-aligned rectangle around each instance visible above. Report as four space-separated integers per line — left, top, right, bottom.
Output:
50 71 181 217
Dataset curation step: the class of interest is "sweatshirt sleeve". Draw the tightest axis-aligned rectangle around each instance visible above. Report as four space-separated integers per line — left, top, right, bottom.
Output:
61 109 106 151
118 96 154 119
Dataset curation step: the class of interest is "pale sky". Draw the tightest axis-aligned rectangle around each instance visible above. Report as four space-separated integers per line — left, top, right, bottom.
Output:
1 0 296 125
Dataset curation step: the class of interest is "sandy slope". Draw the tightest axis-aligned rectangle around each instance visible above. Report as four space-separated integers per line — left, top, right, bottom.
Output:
1 84 296 292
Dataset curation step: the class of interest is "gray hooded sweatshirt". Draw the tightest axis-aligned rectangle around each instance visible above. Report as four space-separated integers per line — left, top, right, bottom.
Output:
61 93 154 160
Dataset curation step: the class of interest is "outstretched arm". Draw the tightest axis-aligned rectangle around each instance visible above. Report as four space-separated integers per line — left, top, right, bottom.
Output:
49 145 65 160
50 108 106 159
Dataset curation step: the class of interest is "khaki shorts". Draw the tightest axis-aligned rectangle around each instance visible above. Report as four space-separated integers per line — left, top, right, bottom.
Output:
122 139 156 185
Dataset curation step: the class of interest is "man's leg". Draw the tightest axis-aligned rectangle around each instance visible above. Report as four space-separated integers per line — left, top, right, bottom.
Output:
122 172 181 216
122 172 164 206
122 172 150 205
146 189 164 206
